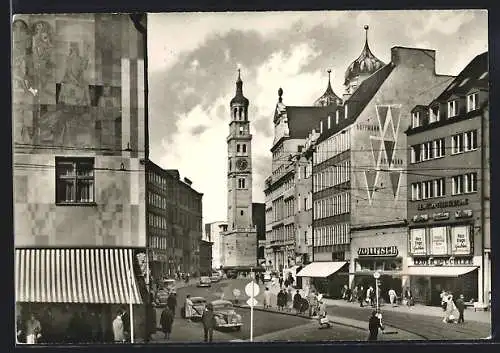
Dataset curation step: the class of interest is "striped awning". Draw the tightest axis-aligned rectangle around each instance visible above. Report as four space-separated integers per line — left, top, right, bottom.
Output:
15 248 143 304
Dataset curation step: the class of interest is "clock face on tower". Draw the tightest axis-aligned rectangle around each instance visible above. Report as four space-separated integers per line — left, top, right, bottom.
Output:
236 158 248 171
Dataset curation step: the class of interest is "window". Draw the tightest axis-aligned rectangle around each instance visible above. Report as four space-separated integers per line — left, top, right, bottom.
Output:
410 145 421 163
411 111 421 128
422 180 434 199
434 178 446 197
237 144 240 153
328 115 331 129
429 105 440 123
467 93 479 112
447 100 458 118
452 175 464 195
56 158 95 204
238 178 246 189
242 144 247 153
421 141 433 161
465 173 477 193
464 130 478 151
452 133 464 154
433 138 445 158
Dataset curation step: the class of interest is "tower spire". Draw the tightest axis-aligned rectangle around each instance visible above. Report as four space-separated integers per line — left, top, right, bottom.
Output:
364 25 369 47
231 68 249 107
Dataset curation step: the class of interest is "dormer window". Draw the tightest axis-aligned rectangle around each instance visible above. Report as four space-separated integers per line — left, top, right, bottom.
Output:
467 92 479 112
344 104 348 118
336 110 340 124
411 111 422 128
429 105 440 123
328 116 331 129
447 100 458 118
320 121 323 134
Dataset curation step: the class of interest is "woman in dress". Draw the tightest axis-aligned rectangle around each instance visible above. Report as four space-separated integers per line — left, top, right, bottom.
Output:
185 295 194 320
443 294 459 323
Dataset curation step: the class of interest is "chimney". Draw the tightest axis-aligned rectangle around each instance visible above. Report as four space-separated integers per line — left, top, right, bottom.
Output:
391 46 436 71
184 177 193 186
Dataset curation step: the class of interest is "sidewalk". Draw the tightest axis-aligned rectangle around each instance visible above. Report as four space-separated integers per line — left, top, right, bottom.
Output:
323 299 492 324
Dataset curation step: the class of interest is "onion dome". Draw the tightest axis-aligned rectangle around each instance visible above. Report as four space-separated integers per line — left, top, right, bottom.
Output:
344 25 385 86
230 69 249 107
314 69 341 107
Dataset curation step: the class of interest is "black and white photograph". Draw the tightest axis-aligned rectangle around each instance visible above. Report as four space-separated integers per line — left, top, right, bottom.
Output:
12 10 491 344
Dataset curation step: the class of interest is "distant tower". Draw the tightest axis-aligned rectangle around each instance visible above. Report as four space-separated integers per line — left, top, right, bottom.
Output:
224 69 257 268
314 69 342 107
344 25 385 96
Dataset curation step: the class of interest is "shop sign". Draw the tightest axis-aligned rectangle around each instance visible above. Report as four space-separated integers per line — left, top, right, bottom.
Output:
417 198 468 211
357 246 398 257
455 209 473 219
430 226 448 255
433 212 450 221
451 226 471 255
412 214 429 223
409 228 427 256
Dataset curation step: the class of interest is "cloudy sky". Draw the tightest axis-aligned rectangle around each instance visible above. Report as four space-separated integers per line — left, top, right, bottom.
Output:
147 10 488 225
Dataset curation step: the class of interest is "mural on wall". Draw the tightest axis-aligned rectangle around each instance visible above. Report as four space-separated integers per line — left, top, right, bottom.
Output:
12 15 123 154
364 104 403 204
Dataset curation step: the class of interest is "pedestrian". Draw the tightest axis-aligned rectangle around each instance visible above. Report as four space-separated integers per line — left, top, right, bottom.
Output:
263 287 271 309
167 292 177 316
25 312 42 344
286 288 293 312
318 299 330 329
366 286 373 307
440 290 448 311
185 294 194 320
403 288 413 307
456 294 466 323
369 286 376 307
279 275 283 288
201 303 216 343
346 287 353 302
308 291 318 317
112 311 125 343
368 310 384 341
358 286 365 307
341 284 348 300
388 288 397 307
443 294 459 323
293 290 302 315
352 286 359 305
160 306 174 340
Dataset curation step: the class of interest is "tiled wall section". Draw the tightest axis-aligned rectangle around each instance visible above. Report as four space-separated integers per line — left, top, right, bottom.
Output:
13 13 146 248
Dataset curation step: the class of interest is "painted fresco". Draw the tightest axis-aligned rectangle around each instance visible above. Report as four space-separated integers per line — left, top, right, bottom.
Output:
12 15 123 154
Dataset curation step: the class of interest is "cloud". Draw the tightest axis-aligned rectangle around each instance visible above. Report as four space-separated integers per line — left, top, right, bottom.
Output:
190 125 209 136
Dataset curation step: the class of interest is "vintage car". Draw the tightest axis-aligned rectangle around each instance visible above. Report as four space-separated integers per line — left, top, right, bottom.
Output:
181 296 207 319
197 276 212 287
263 272 272 282
210 272 222 283
211 300 243 331
153 289 170 307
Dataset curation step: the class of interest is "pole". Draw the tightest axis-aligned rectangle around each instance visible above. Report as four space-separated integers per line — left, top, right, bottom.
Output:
250 267 254 342
376 279 380 313
128 270 135 343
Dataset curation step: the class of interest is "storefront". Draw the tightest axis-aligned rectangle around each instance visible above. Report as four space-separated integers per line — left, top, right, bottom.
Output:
297 261 349 298
15 248 146 344
349 227 408 303
408 224 478 306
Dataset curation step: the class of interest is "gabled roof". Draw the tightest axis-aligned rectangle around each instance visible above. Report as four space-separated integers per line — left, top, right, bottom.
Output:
286 106 334 139
316 63 395 144
435 51 488 102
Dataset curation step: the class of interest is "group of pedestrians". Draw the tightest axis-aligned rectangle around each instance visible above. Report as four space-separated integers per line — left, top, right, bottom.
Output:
440 290 466 324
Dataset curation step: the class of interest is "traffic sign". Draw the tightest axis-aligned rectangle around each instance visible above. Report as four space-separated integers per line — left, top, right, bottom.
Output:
246 297 258 307
373 271 381 279
245 281 260 297
233 289 241 297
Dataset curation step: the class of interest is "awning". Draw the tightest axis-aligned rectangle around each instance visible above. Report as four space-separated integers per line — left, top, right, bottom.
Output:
407 266 478 277
297 261 347 278
15 248 143 304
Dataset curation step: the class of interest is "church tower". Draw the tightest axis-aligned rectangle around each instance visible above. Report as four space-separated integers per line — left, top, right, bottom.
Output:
224 70 257 268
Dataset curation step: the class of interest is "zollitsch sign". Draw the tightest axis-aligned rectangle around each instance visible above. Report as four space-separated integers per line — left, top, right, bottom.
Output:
357 246 399 257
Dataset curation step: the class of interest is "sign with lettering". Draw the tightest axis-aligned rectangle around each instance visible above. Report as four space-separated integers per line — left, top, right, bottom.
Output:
433 212 450 221
357 246 398 257
451 226 471 255
410 228 427 256
430 226 448 255
412 214 429 223
455 210 473 219
418 199 469 211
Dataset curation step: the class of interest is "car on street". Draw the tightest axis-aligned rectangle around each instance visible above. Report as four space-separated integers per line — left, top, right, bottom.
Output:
153 289 170 307
181 296 208 320
160 278 177 292
226 270 238 279
197 276 212 287
210 272 221 282
211 299 243 331
263 272 272 282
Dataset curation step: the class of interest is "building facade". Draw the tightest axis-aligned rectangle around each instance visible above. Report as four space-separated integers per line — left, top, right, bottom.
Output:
13 13 148 342
406 52 489 305
252 203 266 266
204 221 227 270
223 70 257 268
145 162 203 279
199 239 213 276
300 26 456 298
264 73 341 272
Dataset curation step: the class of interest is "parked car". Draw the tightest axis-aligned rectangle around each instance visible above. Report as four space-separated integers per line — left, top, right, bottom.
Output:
181 296 207 320
210 272 221 283
197 276 212 287
226 270 238 279
153 289 170 307
211 300 243 331
160 278 177 292
263 272 272 282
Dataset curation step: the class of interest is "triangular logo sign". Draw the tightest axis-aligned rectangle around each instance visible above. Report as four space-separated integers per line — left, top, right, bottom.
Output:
390 106 401 140
376 105 389 132
365 170 378 202
384 140 395 166
370 138 383 167
389 171 401 198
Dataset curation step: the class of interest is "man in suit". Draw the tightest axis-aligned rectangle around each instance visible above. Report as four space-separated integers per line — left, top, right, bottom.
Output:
455 294 466 323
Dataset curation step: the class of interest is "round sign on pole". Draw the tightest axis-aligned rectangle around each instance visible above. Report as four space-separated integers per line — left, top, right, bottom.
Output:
373 271 381 279
233 289 241 297
245 281 260 297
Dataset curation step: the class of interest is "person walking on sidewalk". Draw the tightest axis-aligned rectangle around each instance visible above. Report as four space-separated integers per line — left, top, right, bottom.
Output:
185 295 194 321
263 287 271 309
368 311 384 341
201 303 216 343
318 299 330 329
25 313 42 344
160 306 174 340
293 290 302 315
455 294 466 323
388 288 397 307
358 286 365 307
167 292 177 318
112 311 125 343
